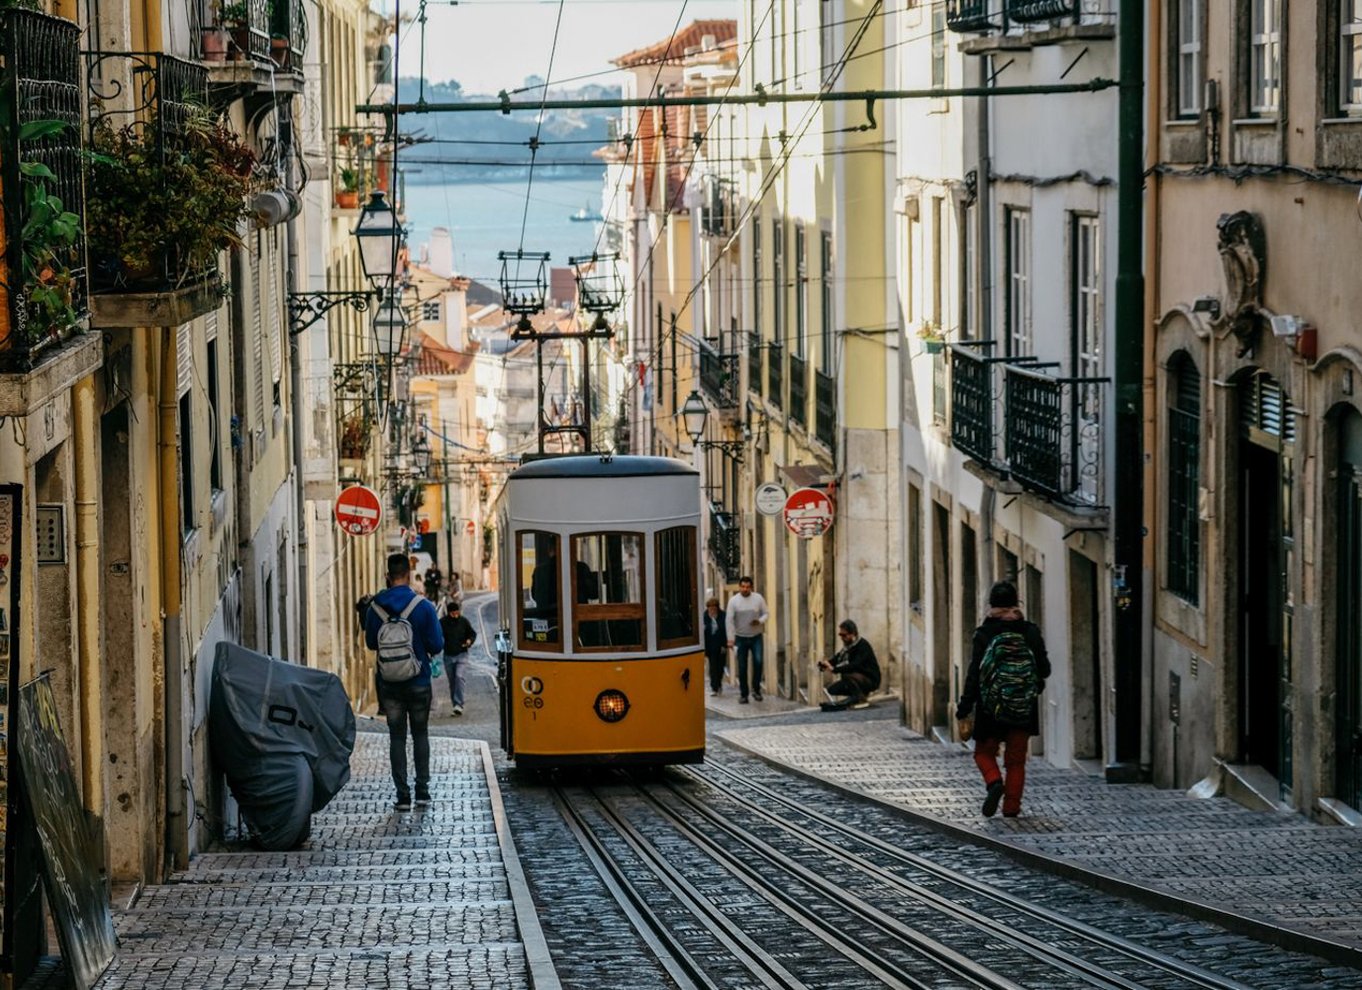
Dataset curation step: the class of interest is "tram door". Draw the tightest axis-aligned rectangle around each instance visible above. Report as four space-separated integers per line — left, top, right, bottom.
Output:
1337 409 1362 810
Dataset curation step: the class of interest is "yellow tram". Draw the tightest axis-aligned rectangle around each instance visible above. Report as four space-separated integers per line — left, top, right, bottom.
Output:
493 454 705 768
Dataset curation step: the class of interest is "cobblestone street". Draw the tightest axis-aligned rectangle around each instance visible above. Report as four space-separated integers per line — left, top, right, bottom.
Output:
90 733 556 990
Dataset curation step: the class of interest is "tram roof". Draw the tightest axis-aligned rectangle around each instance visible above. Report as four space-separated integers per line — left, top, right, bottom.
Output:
511 454 698 480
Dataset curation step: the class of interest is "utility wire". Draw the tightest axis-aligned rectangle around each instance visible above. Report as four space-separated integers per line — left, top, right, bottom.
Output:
517 0 569 271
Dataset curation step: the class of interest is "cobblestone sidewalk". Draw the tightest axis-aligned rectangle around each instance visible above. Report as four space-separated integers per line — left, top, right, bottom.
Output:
93 733 558 990
717 712 1362 961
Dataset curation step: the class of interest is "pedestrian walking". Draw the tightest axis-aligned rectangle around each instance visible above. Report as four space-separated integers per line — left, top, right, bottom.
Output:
725 576 769 703
365 552 444 811
703 596 727 695
439 599 478 716
818 619 881 710
955 580 1051 818
424 565 443 602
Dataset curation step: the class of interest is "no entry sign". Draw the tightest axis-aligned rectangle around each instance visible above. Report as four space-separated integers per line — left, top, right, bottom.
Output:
335 485 382 536
783 486 835 538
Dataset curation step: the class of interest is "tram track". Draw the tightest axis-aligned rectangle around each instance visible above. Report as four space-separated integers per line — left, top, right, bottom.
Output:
551 761 1263 990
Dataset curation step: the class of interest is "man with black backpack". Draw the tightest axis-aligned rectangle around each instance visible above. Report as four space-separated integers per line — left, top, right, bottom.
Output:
955 581 1051 818
365 553 444 811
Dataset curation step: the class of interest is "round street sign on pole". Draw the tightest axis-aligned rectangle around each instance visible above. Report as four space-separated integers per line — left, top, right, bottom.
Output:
335 484 383 536
783 486 835 538
755 482 787 516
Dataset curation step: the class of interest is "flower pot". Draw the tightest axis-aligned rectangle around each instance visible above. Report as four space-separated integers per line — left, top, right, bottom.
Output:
922 339 944 354
270 36 289 69
334 189 360 210
229 26 252 61
201 27 228 62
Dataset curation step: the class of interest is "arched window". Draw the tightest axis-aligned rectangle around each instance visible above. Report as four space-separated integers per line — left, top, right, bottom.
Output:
1167 353 1201 603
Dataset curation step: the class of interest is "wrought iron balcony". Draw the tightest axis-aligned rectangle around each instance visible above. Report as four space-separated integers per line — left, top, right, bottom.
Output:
206 0 272 64
1004 363 1108 506
1006 0 1080 24
0 9 89 371
814 368 836 453
699 339 738 408
271 0 308 68
947 0 1000 33
708 504 741 582
700 174 737 238
767 340 783 410
747 332 762 397
949 343 1002 467
788 352 807 428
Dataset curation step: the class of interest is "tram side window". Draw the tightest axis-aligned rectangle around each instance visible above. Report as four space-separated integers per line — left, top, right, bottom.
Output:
519 531 561 648
572 532 645 650
656 526 699 648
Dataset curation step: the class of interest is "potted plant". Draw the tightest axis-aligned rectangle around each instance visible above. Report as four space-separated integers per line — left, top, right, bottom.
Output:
334 168 360 209
917 321 946 354
217 1 251 60
85 106 256 290
339 414 372 459
270 33 290 68
201 25 229 61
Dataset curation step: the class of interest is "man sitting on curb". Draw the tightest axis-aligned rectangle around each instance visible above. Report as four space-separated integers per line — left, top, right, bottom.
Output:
818 619 881 711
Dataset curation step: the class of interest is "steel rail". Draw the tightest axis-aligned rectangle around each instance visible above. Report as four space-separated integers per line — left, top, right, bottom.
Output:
607 782 1021 990
689 761 1256 990
556 785 812 990
549 788 709 990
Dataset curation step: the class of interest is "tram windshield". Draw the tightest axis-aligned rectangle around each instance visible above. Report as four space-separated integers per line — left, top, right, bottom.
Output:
656 526 698 648
519 531 561 648
572 532 645 650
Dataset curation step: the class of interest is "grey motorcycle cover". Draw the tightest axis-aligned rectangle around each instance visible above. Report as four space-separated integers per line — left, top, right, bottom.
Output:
209 642 356 850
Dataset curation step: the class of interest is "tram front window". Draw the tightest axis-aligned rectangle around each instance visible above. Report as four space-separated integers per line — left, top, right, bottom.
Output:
572 532 645 650
520 531 561 648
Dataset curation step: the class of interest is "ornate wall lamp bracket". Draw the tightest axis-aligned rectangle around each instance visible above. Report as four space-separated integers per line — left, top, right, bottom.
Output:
288 290 379 335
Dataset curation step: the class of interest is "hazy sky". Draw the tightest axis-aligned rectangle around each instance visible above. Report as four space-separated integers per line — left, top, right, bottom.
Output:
389 0 738 95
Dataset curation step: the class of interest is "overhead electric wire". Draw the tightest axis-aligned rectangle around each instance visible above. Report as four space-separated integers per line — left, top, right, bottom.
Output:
515 0 569 273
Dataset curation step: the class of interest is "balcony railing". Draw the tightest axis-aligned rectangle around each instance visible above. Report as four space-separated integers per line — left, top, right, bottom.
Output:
0 10 88 370
708 504 741 582
1007 0 1079 24
332 127 389 210
700 174 737 238
946 0 1000 32
699 339 738 408
767 340 783 410
949 343 1002 466
747 332 762 397
1004 363 1108 506
85 52 215 294
814 368 836 453
271 0 308 68
788 352 807 428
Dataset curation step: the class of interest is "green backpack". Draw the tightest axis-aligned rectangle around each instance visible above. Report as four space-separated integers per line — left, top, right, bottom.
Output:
979 630 1039 727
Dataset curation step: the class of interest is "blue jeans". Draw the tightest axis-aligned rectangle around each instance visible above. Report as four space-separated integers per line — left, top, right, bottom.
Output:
445 651 467 708
734 635 764 699
377 678 432 799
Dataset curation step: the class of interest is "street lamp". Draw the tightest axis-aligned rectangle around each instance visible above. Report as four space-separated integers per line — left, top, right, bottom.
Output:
372 296 408 356
412 432 433 477
681 389 708 444
353 191 406 288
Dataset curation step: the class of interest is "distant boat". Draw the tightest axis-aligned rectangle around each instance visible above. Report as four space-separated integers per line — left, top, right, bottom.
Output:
569 202 603 222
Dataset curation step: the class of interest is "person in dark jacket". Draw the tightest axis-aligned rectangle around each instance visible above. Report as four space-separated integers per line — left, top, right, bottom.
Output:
703 597 727 695
956 580 1051 818
439 600 477 716
818 619 881 709
365 553 444 811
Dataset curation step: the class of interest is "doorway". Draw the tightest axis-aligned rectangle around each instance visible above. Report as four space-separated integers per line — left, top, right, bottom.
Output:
1337 409 1362 809
931 502 952 724
1069 551 1102 762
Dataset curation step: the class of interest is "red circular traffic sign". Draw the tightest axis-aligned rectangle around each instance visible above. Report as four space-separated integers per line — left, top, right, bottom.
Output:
783 487 835 538
335 485 382 536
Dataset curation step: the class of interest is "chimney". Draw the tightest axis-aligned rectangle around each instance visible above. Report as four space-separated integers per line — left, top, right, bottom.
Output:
428 226 455 278
701 34 716 51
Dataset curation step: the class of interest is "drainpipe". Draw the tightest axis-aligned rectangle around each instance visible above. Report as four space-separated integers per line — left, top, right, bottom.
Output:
73 373 104 813
977 54 993 344
158 329 188 871
1111 0 1146 776
285 107 308 667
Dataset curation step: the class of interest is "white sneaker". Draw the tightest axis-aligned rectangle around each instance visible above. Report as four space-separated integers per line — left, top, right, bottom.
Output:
453 705 463 716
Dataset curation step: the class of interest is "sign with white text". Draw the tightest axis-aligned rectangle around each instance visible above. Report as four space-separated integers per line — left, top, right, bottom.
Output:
783 487 835 538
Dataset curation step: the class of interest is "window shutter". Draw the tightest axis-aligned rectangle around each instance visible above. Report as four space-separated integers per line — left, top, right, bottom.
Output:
250 239 266 425
177 323 193 396
269 229 284 385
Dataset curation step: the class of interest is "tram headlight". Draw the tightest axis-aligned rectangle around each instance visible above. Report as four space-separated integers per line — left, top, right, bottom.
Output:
593 689 630 723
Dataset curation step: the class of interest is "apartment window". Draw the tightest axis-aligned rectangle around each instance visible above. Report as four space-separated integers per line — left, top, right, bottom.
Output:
794 222 807 358
670 311 678 413
1344 0 1362 111
820 0 836 85
1072 216 1102 421
1249 0 1282 114
1176 0 1203 116
179 391 195 537
961 204 976 339
931 5 946 88
820 231 834 371
908 482 924 612
1005 208 1031 357
931 197 943 328
422 300 441 322
772 219 785 349
1167 353 1201 604
751 220 763 337
207 337 223 492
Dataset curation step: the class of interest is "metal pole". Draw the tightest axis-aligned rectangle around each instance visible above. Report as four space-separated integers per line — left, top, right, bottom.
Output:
1111 0 1145 777
357 80 1119 117
581 337 592 452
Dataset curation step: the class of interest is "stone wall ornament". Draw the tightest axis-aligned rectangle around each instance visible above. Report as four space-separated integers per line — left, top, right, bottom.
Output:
1217 211 1267 357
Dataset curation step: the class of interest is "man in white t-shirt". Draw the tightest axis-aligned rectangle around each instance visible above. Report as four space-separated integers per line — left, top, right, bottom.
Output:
725 576 769 703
